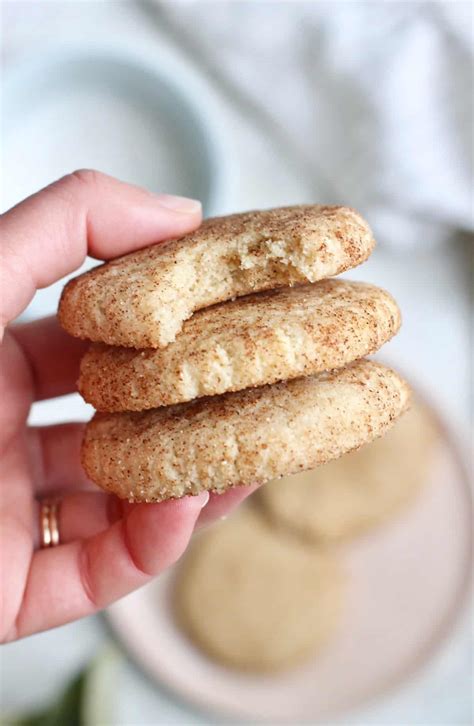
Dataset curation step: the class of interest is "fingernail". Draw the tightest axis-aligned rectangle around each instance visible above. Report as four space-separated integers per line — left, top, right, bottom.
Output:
157 194 202 214
199 491 210 509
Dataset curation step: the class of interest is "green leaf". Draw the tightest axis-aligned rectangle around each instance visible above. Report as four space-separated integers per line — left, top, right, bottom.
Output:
11 670 87 726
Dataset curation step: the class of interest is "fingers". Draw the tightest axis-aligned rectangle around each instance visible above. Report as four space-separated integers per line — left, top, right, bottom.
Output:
11 317 88 400
28 424 92 494
0 170 202 330
9 494 208 640
32 485 261 548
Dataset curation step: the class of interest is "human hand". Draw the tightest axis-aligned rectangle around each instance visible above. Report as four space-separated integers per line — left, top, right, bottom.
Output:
0 171 257 642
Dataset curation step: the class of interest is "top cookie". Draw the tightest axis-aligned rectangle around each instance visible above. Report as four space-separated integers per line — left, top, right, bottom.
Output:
59 205 375 348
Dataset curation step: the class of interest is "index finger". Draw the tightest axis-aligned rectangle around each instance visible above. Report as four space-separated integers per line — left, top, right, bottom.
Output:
0 170 202 331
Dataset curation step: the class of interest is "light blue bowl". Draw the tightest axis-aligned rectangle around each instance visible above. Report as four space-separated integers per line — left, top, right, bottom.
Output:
3 43 232 216
3 43 234 320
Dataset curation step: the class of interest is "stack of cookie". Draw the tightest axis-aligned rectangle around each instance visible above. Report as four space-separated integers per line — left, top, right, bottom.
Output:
59 205 410 502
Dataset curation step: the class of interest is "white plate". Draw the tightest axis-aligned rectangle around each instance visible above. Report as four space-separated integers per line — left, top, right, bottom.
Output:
106 416 472 723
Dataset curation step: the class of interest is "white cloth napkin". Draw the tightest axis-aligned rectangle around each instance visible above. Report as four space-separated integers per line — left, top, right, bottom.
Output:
152 0 473 249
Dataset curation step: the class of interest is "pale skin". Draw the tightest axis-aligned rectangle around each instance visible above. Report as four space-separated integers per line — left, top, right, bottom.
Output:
0 170 257 642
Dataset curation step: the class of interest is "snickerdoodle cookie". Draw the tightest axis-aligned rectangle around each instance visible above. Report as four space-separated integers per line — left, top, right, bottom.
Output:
79 280 400 411
81 360 410 502
59 205 374 349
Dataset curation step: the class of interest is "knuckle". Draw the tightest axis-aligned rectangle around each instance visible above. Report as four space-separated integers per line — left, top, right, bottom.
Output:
42 170 101 208
68 168 105 189
49 169 105 204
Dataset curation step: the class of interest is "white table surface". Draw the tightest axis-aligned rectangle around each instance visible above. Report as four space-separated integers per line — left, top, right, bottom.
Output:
1 2 471 724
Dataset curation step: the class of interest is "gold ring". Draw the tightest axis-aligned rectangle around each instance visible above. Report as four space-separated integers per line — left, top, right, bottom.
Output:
39 498 61 548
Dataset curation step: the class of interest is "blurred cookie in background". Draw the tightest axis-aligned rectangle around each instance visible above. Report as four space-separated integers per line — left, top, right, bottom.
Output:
258 399 439 543
174 508 344 673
